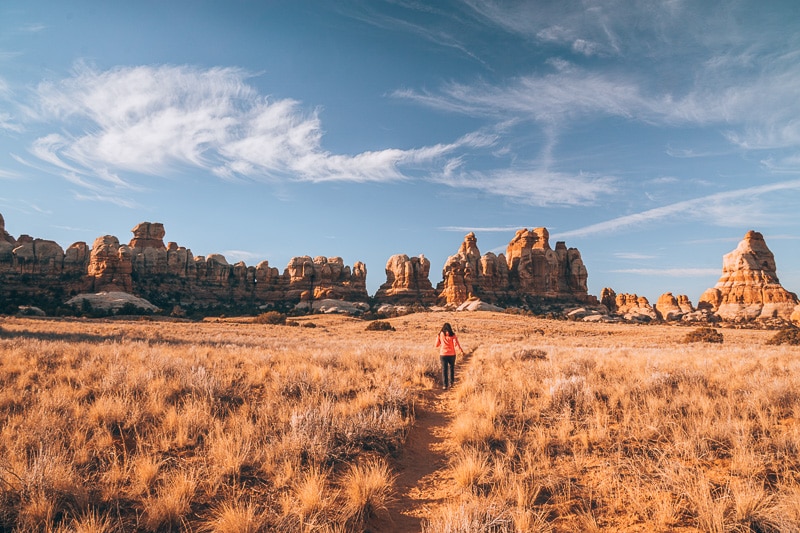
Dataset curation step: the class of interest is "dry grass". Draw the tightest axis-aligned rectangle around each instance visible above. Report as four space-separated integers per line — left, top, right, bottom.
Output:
0 314 433 531
1 312 799 532
420 316 800 532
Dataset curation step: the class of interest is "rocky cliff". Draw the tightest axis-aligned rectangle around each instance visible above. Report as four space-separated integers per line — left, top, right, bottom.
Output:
698 230 798 322
436 228 594 307
0 216 368 313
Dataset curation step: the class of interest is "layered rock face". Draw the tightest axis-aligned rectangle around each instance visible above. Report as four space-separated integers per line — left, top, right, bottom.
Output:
437 228 593 306
601 288 658 321
654 292 695 321
699 231 798 321
373 254 437 305
0 215 368 310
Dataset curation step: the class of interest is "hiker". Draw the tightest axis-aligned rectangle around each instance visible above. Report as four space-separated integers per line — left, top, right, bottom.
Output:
435 322 464 390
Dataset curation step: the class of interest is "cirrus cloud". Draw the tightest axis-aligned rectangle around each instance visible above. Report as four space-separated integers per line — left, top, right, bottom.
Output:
26 63 494 196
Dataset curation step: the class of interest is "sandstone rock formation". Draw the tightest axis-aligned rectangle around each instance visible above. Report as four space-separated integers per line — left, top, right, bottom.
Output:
88 236 133 292
599 288 657 321
0 214 368 313
654 292 695 321
792 304 800 326
0 213 15 245
437 229 594 307
373 254 437 305
699 230 798 322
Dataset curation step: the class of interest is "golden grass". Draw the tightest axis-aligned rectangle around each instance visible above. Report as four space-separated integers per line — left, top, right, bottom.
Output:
1 312 799 532
0 314 431 531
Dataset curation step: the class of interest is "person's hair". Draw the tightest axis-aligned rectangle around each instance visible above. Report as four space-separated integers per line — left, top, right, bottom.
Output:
441 322 455 336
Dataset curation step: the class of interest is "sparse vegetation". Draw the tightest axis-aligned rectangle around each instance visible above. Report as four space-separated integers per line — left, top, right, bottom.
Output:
254 310 287 325
682 326 724 343
365 320 395 331
766 327 800 345
0 315 434 531
1 314 799 532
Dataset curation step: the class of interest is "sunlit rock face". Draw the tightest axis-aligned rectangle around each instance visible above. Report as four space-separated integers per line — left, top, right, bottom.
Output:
373 254 437 305
654 292 695 321
699 230 798 321
437 228 593 307
0 212 369 310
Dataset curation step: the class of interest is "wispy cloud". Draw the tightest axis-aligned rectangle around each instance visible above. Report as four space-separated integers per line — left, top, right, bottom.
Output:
221 250 266 264
23 64 494 201
20 23 46 33
0 168 21 179
438 225 523 233
396 2 800 155
611 268 720 277
435 165 615 206
555 179 800 239
614 252 657 260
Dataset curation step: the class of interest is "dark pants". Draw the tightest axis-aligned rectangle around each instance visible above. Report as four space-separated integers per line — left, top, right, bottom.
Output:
440 355 456 388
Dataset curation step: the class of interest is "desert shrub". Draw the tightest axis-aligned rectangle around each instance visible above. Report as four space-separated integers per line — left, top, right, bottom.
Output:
682 327 723 344
254 311 287 325
339 458 395 527
512 348 547 361
423 499 515 533
766 328 800 346
365 320 395 332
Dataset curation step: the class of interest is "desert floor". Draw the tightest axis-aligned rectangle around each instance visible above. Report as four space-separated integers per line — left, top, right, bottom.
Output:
1 312 798 532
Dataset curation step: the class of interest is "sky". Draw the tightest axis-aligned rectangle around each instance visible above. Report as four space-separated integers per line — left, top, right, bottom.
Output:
1 0 799 303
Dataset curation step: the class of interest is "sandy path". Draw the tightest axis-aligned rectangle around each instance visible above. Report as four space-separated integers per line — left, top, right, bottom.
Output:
378 387 453 532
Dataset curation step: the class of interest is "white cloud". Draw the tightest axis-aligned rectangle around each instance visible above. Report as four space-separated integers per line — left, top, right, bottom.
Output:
555 179 800 239
614 252 657 260
26 64 491 199
438 225 524 233
611 268 720 277
222 250 266 264
435 166 615 206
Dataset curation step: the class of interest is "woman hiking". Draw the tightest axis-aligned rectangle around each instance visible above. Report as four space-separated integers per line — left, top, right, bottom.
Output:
435 322 464 390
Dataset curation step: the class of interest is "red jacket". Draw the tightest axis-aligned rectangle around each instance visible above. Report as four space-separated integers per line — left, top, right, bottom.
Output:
436 332 463 356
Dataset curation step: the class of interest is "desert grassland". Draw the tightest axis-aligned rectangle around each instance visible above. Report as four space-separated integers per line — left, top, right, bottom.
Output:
0 314 437 532
423 316 800 533
0 314 797 533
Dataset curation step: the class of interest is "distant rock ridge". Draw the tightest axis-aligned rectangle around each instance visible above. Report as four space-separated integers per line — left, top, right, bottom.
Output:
698 230 799 322
435 228 595 307
2 213 798 324
0 215 368 311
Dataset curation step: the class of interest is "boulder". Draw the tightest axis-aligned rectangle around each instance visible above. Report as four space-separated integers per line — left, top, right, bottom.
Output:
66 291 159 312
698 230 798 322
456 299 504 312
294 298 370 315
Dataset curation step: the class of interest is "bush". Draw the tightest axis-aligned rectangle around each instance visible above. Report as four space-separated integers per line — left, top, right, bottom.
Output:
365 320 395 332
512 348 547 361
766 328 800 346
254 311 287 325
681 327 723 344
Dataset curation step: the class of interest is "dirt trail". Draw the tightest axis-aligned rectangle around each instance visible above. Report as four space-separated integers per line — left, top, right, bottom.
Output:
378 387 452 532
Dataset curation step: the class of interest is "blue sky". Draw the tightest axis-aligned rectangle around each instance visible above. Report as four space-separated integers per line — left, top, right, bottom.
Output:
1 1 799 303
